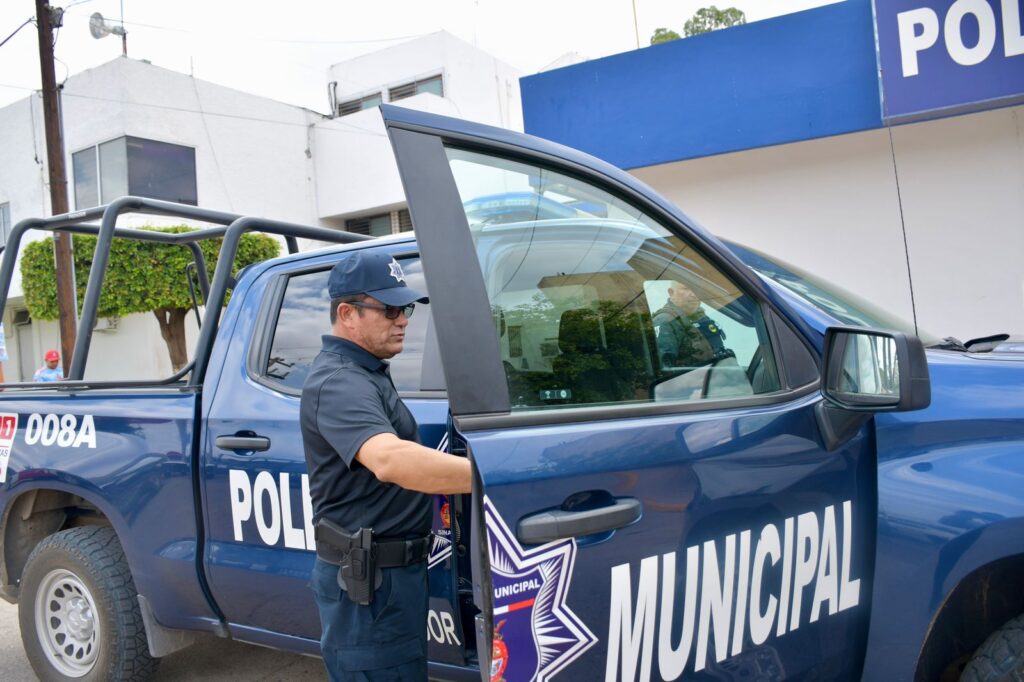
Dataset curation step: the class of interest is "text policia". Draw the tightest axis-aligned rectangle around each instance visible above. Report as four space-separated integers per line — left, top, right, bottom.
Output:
606 501 860 681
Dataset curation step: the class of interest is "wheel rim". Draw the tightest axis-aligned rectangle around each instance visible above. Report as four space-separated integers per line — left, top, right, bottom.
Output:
34 568 101 677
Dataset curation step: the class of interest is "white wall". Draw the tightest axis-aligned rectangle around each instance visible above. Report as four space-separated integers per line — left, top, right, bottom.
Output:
60 58 320 221
0 96 50 298
631 104 1024 342
312 95 462 220
890 106 1024 342
16 311 201 383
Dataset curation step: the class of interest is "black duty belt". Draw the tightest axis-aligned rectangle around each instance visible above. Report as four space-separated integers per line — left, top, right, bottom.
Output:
316 534 432 568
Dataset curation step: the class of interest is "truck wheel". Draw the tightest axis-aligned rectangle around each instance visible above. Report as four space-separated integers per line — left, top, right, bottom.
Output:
18 526 159 682
961 614 1024 682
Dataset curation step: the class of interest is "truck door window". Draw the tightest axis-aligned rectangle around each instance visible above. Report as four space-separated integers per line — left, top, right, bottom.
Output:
444 148 781 410
260 258 432 394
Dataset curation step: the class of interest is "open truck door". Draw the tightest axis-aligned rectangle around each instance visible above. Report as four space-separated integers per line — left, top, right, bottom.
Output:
383 105 877 681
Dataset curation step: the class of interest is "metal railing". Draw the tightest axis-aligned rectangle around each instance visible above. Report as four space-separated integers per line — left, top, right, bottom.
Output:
0 197 370 389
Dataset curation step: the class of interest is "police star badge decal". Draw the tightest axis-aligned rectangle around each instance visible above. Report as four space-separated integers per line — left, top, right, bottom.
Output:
484 496 597 682
388 258 405 283
428 432 454 570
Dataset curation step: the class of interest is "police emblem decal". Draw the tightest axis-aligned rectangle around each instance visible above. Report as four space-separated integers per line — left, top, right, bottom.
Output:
428 432 454 570
388 258 405 283
484 496 597 681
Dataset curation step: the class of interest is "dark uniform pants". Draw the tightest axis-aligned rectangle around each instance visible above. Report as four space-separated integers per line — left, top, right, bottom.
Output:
311 558 429 681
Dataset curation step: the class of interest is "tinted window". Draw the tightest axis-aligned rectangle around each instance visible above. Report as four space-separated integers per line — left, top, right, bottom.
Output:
127 137 198 205
72 146 98 209
445 148 781 410
99 137 128 203
0 203 10 246
263 258 432 393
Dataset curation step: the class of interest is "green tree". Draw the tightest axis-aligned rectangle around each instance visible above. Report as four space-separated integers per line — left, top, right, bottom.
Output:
650 27 682 45
683 6 747 37
20 226 280 372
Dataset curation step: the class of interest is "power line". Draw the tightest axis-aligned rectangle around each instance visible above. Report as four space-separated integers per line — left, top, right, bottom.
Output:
55 89 387 137
0 18 34 49
0 81 384 139
2 84 389 140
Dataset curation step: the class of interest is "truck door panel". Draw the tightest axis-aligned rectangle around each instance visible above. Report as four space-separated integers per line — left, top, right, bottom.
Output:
386 111 877 681
201 254 468 663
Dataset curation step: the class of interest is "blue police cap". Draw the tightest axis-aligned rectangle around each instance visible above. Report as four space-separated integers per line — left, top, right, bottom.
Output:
328 251 428 306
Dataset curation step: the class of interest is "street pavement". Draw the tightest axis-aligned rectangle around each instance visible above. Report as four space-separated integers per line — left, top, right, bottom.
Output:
0 600 325 681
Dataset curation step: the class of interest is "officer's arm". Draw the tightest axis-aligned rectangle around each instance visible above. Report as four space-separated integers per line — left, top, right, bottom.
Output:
654 317 677 366
356 433 472 494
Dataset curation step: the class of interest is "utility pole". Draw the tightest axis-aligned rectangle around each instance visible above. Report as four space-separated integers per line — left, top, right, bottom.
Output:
35 0 77 377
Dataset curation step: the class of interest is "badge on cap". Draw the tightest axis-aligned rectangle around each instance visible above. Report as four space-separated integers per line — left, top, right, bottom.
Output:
388 258 405 284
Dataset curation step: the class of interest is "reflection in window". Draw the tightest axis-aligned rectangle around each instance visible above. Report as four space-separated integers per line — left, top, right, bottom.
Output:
264 259 431 393
99 137 128 201
445 148 781 411
838 334 899 396
72 146 99 209
71 136 197 209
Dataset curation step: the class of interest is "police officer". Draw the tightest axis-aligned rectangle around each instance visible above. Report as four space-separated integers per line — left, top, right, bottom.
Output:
300 251 471 681
653 280 729 368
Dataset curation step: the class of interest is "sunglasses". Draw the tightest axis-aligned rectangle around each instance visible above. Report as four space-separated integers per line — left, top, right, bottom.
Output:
348 301 416 319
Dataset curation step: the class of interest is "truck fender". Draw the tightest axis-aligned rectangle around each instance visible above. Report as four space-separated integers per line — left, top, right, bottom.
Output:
1 482 127 599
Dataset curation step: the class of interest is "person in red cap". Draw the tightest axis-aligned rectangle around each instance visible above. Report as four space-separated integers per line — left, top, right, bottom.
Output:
33 350 63 382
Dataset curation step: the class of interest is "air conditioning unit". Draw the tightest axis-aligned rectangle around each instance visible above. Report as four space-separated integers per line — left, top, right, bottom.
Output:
93 317 119 333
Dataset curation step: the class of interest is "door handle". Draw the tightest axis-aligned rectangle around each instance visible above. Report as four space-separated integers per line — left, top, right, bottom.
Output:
215 434 271 452
516 497 642 544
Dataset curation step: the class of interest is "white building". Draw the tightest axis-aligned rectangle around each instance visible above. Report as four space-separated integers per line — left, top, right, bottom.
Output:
315 31 522 232
0 31 522 382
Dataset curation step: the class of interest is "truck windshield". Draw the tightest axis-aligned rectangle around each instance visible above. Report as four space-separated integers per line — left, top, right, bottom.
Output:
726 241 939 345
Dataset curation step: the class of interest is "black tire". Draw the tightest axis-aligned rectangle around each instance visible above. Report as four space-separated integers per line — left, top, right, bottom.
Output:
18 526 159 682
961 614 1024 682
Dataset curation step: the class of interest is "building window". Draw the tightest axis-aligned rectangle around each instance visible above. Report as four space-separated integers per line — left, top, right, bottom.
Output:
72 146 99 209
344 209 414 237
337 92 383 117
396 208 413 232
72 136 197 209
388 75 443 103
345 213 393 237
0 203 10 246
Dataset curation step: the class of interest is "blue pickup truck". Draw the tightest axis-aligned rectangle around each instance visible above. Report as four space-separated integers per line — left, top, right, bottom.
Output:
1 107 1022 682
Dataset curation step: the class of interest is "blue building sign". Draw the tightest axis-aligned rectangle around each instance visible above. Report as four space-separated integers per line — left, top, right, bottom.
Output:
873 0 1024 122
520 0 883 170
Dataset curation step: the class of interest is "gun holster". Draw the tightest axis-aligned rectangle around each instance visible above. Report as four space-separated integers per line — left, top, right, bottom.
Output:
315 520 381 606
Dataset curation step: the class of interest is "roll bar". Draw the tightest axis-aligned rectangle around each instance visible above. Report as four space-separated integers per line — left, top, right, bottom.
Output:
0 197 370 388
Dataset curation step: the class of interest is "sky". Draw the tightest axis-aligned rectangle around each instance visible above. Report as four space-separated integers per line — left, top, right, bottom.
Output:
0 0 840 114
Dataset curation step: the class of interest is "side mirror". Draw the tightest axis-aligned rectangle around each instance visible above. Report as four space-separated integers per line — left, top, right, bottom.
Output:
821 326 930 412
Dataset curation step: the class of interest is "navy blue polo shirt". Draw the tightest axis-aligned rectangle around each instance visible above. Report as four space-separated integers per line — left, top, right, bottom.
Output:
300 335 431 539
